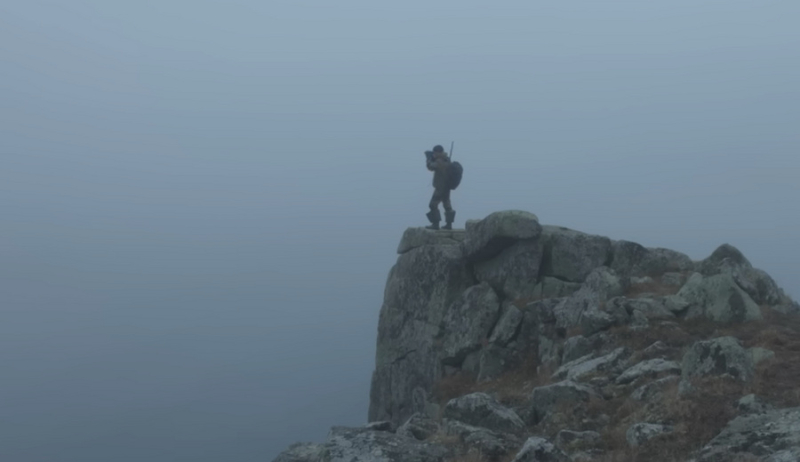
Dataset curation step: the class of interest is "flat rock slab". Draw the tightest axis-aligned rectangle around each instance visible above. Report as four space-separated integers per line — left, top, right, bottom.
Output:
444 419 522 458
397 227 466 254
553 347 628 382
626 423 673 447
615 358 681 385
443 392 526 435
527 380 597 425
272 425 449 462
697 407 800 461
511 437 569 462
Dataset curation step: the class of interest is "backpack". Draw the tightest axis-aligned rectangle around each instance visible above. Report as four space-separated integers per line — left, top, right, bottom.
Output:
448 161 463 190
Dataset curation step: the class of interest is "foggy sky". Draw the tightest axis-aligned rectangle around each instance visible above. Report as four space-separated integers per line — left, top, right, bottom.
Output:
2 1 799 461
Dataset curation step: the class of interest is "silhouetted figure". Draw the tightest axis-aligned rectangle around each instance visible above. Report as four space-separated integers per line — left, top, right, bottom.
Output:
424 145 456 230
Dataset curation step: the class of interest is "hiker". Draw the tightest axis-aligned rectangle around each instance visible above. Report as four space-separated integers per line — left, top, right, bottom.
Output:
425 145 456 230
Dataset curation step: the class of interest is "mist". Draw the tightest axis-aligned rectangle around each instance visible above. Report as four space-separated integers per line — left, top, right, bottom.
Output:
2 1 799 461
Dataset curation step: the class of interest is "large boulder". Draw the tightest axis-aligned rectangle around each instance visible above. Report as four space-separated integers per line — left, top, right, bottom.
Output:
397 227 466 254
554 267 625 332
489 303 524 347
697 407 800 461
463 210 542 262
440 282 502 365
322 426 449 462
531 277 583 300
626 423 673 448
444 420 523 459
369 242 474 426
697 244 792 306
511 437 569 462
397 413 440 441
611 240 694 278
527 380 597 425
474 239 545 301
615 358 681 385
443 392 526 435
541 226 613 283
552 347 629 382
681 337 755 385
677 272 762 323
272 443 327 462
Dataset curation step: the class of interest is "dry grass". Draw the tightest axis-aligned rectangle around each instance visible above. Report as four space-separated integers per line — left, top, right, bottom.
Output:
432 300 800 462
433 354 553 411
625 276 683 298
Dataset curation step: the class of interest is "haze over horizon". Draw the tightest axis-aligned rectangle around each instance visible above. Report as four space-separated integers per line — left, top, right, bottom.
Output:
2 1 799 461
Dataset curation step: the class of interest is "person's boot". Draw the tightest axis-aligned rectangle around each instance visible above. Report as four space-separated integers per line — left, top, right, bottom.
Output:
442 210 456 230
425 210 440 230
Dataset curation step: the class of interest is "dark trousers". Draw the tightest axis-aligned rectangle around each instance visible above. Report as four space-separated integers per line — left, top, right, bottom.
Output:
428 188 454 223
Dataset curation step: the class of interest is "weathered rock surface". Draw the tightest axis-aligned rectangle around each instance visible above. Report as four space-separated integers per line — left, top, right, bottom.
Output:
511 437 569 462
397 227 466 254
532 277 583 300
463 210 542 262
370 242 474 426
681 336 755 384
554 430 601 450
737 394 773 415
697 407 800 461
542 226 612 282
553 347 629 382
475 239 544 301
444 420 522 458
527 381 597 425
323 426 449 462
631 376 680 401
440 283 501 365
554 267 624 332
443 392 526 435
273 442 327 462
678 272 762 323
626 423 673 447
489 304 524 346
611 240 694 278
273 425 449 462
615 358 681 385
397 413 440 441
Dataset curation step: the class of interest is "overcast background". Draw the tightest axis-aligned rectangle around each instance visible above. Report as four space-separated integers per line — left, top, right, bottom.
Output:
2 1 799 461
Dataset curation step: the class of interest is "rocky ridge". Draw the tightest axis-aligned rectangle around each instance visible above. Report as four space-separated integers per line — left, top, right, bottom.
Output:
275 210 800 462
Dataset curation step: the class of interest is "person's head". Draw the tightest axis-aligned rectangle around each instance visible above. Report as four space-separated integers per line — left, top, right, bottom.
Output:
433 145 444 153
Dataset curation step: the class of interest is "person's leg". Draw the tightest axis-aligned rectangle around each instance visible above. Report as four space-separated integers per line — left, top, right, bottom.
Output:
426 191 442 230
442 190 455 230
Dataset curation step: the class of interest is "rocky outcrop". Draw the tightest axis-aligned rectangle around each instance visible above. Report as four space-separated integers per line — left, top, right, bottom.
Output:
697 407 800 461
541 226 613 283
626 423 673 447
276 210 799 462
526 381 597 425
678 272 762 323
511 437 569 462
273 425 449 462
681 336 755 383
443 392 526 435
462 210 542 262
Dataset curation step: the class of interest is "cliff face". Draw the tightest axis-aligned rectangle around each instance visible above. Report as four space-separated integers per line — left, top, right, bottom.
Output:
276 210 800 462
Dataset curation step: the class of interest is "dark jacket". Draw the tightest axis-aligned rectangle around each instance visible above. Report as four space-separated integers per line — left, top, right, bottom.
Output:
426 151 450 190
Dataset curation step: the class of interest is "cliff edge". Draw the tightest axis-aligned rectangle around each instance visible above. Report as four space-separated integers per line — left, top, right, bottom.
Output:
276 210 800 462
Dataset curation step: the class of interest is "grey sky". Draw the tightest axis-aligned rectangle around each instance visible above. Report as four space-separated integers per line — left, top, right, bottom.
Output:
1 1 798 461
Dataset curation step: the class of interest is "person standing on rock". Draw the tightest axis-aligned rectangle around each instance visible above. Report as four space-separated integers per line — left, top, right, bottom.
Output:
424 144 456 230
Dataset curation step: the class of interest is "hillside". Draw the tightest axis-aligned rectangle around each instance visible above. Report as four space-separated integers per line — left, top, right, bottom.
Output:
274 210 800 462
